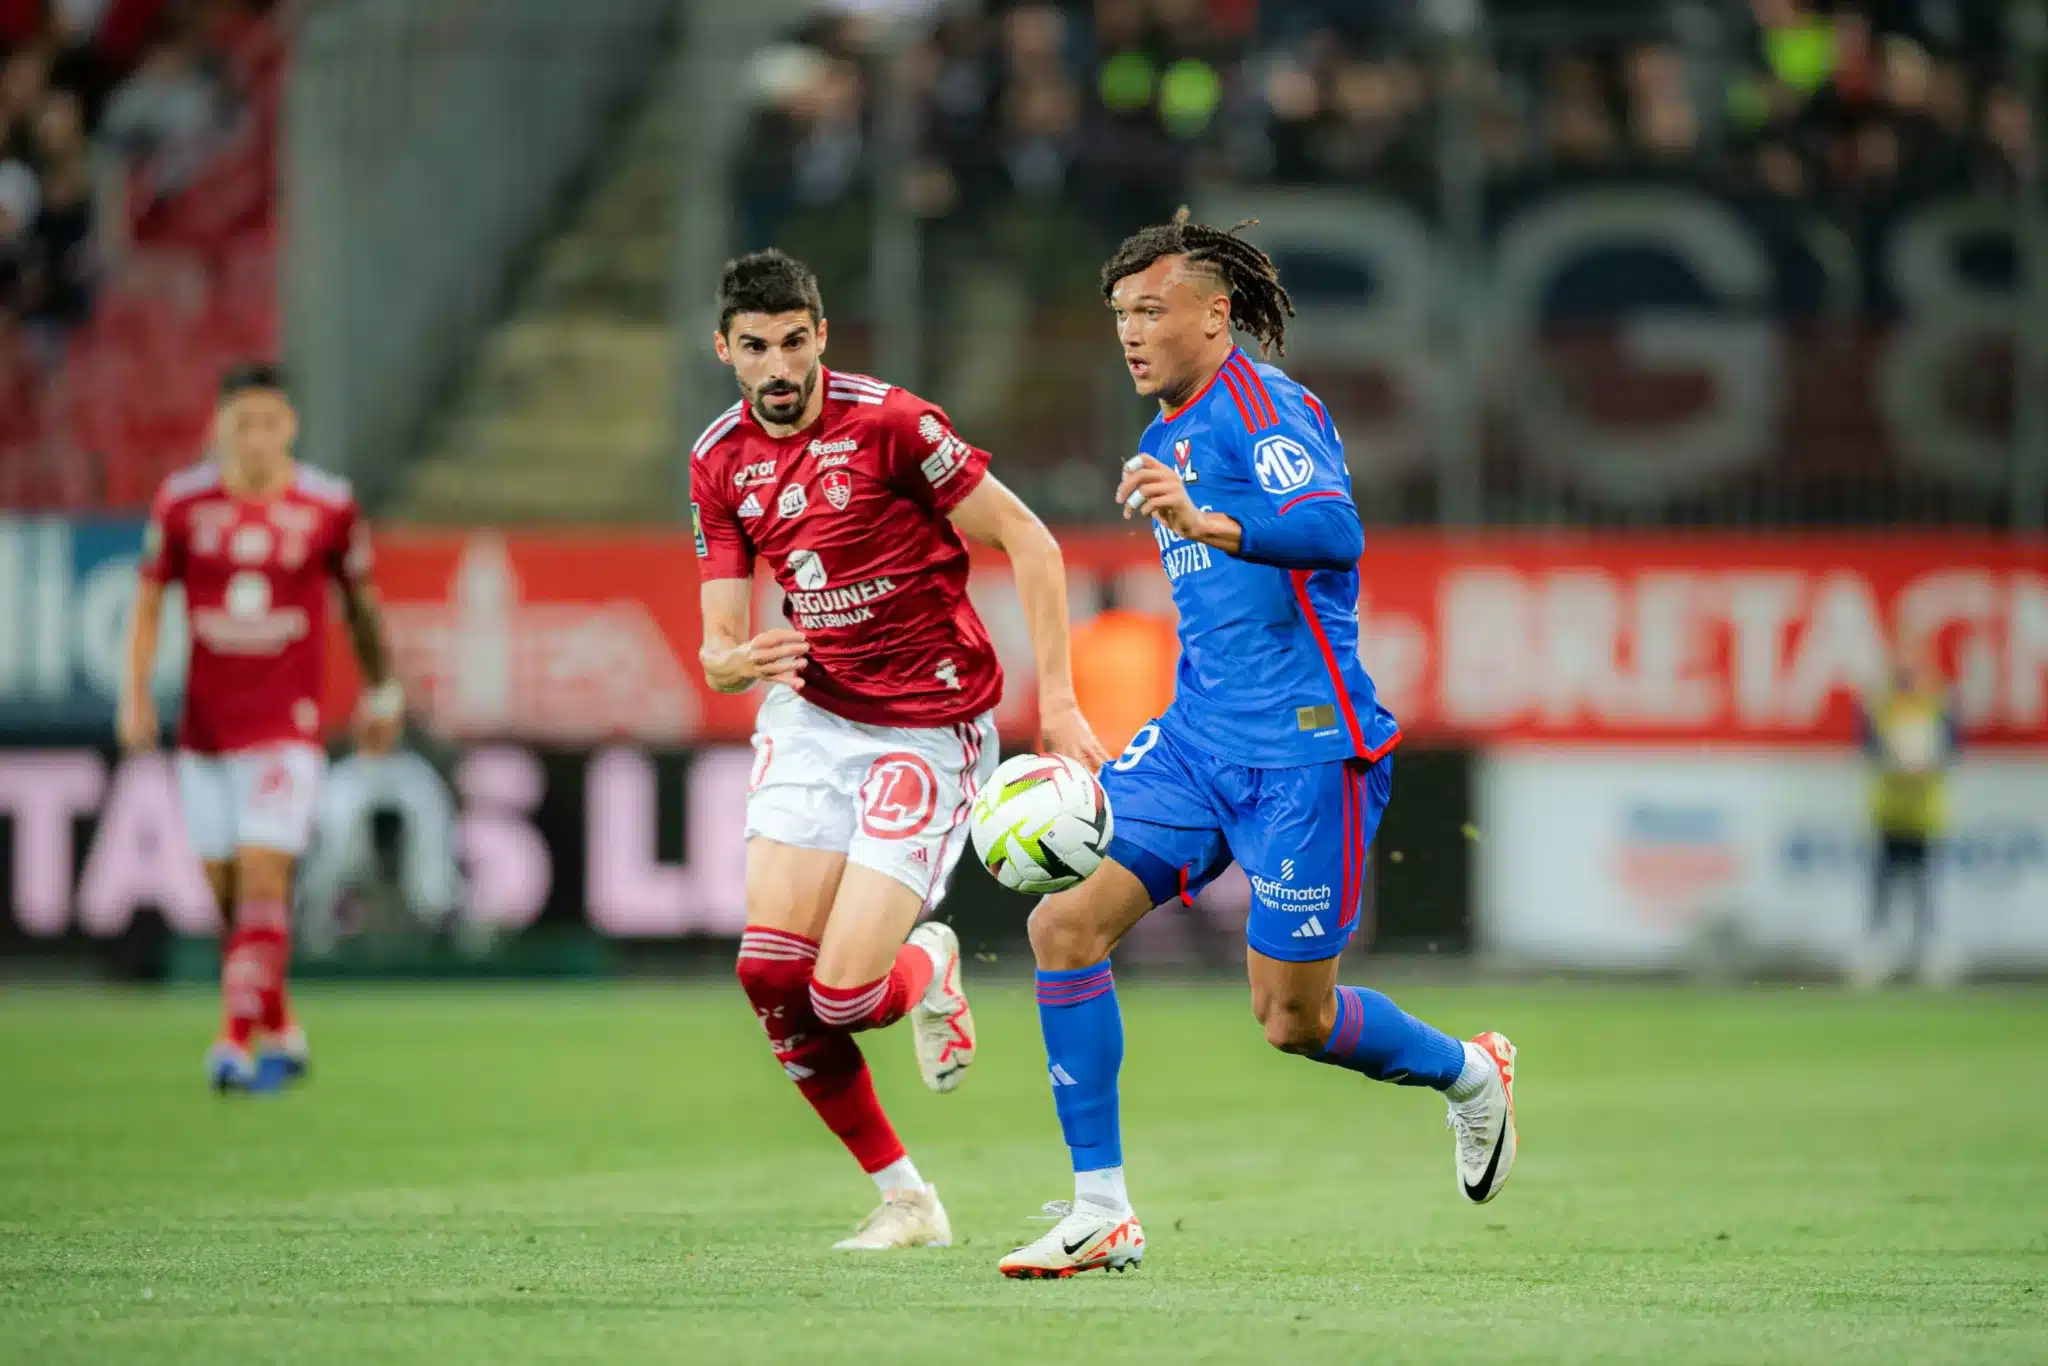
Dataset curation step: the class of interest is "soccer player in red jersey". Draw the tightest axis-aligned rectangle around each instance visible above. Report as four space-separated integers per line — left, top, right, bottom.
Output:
693 250 1107 1249
119 363 402 1094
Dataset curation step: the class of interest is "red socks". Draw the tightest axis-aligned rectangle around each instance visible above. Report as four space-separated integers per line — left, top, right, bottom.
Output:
736 928 907 1176
219 906 288 1049
809 944 934 1032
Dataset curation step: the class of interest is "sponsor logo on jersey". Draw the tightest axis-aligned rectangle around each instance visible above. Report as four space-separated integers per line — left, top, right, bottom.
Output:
1173 438 1197 483
1249 867 1333 915
736 492 763 519
822 469 853 510
189 503 235 557
1151 515 1214 582
917 413 972 486
691 501 708 557
809 438 858 457
1253 434 1315 495
190 570 311 654
935 658 960 690
788 549 828 590
815 452 854 470
785 575 897 629
858 752 938 838
269 505 320 568
777 482 808 518
735 460 778 489
230 524 272 565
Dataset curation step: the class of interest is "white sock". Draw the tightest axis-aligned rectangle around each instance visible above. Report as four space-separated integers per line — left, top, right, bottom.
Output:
873 1156 925 1194
1075 1166 1129 1212
1443 1042 1496 1104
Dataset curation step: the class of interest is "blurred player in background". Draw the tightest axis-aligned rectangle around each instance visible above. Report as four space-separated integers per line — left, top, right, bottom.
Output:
1854 641 1963 987
692 251 1107 1250
1000 213 1519 1278
120 363 402 1094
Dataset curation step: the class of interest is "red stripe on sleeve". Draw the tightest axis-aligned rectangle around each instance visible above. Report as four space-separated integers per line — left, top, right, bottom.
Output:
1230 355 1279 428
1217 366 1259 433
1276 489 1345 515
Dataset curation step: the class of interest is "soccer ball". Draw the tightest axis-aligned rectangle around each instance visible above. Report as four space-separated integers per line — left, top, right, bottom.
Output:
969 753 1114 894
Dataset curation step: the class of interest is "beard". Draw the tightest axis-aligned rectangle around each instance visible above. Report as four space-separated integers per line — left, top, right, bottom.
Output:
746 363 819 427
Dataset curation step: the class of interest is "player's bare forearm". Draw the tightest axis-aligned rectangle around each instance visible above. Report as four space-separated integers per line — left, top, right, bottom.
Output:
949 475 1107 768
119 577 163 750
124 577 162 705
1188 512 1242 555
700 578 807 693
338 579 393 685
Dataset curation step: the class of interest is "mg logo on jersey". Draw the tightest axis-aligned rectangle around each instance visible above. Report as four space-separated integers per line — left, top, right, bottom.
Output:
822 469 853 510
1252 435 1315 495
1172 438 1197 482
777 483 808 518
859 753 938 838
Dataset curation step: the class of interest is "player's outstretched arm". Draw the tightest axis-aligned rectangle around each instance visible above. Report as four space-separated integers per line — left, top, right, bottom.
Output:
118 575 163 752
947 474 1109 771
698 578 809 694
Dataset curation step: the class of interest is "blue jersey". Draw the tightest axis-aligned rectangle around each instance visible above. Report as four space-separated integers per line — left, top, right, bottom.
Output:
1137 348 1399 769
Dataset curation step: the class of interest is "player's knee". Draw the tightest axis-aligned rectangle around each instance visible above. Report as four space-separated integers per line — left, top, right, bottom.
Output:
734 949 806 1012
1027 895 1111 970
1255 999 1329 1056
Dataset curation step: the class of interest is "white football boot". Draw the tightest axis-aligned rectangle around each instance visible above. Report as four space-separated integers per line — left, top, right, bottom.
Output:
1449 1031 1519 1205
907 921 975 1093
998 1198 1145 1279
833 1185 953 1251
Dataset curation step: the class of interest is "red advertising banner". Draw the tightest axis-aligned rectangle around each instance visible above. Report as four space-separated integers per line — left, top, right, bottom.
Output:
333 529 2048 749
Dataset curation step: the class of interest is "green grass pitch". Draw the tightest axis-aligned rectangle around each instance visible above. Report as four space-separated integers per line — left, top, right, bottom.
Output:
2 981 2044 1364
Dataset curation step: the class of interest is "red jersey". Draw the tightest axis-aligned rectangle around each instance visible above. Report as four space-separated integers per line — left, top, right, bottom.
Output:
140 461 371 755
691 369 1003 727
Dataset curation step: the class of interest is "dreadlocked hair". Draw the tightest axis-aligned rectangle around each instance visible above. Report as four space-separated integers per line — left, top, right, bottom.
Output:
1100 206 1296 357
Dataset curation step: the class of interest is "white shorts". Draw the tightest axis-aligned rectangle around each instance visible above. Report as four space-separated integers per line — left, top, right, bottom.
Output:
175 743 328 862
745 687 998 907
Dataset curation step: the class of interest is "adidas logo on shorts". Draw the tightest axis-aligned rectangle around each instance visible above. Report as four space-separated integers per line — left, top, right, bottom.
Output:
1291 916 1327 939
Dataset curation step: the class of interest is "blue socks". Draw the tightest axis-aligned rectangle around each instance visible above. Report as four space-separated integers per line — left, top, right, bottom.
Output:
1036 962 1124 1171
1035 968 1465 1184
1315 985 1467 1089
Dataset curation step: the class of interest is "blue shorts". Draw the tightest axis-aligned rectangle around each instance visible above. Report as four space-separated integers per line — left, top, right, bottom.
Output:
1099 720 1395 963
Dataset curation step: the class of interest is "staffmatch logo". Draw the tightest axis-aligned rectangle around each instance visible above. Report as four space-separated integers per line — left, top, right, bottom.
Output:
1252 435 1314 495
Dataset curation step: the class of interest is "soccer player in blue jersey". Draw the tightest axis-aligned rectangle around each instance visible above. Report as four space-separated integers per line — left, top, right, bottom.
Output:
998 212 1519 1278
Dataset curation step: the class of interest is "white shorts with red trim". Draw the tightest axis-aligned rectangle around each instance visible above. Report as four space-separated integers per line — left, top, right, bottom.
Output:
744 686 998 907
175 743 328 862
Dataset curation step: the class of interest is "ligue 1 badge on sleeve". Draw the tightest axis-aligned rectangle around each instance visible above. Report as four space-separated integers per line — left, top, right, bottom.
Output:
691 500 707 558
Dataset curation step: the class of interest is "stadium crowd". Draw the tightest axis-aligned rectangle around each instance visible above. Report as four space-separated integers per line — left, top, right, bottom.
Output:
0 0 281 506
736 0 2036 260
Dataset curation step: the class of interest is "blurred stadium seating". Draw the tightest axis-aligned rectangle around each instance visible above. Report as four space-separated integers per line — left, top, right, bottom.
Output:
734 0 2043 528
0 0 279 511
